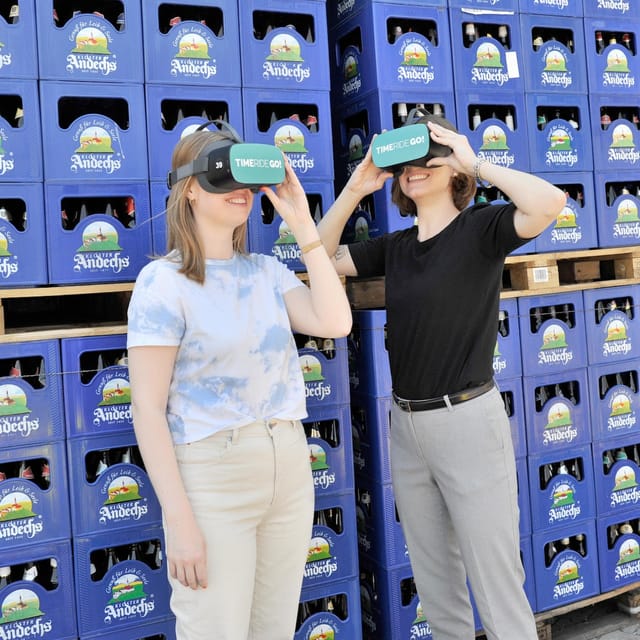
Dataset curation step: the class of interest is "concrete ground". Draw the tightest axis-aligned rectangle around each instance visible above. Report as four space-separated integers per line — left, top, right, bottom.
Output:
547 600 640 640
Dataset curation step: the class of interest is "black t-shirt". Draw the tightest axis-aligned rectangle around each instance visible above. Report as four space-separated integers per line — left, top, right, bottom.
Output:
349 202 529 399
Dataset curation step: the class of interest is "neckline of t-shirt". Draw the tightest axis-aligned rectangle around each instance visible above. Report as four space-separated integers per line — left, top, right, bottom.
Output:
205 253 238 266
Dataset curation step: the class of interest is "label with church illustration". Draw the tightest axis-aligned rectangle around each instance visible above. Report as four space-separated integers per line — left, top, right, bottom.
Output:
101 566 157 625
94 465 150 528
304 526 340 584
536 322 575 368
271 118 315 175
65 14 119 76
543 120 579 168
475 121 516 170
90 368 132 429
69 117 125 177
169 22 218 80
0 480 44 545
550 198 582 245
537 43 574 90
0 380 41 441
544 474 583 525
260 27 312 83
608 460 640 510
468 38 514 88
611 192 640 240
611 533 640 582
541 398 579 447
600 44 636 90
71 218 131 276
599 306 633 359
605 385 637 435
605 119 640 167
0 586 57 638
548 550 587 602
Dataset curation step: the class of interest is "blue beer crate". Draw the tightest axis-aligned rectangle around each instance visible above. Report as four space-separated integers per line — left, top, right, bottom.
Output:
518 456 533 536
528 444 596 531
242 87 333 181
297 576 362 640
593 434 640 518
519 15 588 92
348 309 391 397
0 0 37 79
0 339 64 448
39 81 148 182
596 512 640 592
532 519 599 611
496 376 527 459
238 1 330 91
593 170 640 247
355 474 409 569
522 369 591 456
297 336 349 410
589 95 640 172
0 79 42 181
333 87 457 189
525 93 593 173
0 181 47 286
518 292 587 376
449 9 524 95
142 0 240 87
73 526 171 637
149 181 169 256
534 171 598 254
61 335 132 439
248 180 334 271
584 18 640 96
79 617 176 640
44 181 152 285
350 392 392 484
0 538 77 640
303 402 355 497
329 3 453 104
359 556 434 640
494 298 522 381
0 440 71 550
35 2 144 83
303 491 358 589
588 359 640 443
454 91 530 173
583 286 640 366
519 0 585 15
67 432 162 537
328 0 446 30
583 0 633 17
449 0 518 11
145 84 244 182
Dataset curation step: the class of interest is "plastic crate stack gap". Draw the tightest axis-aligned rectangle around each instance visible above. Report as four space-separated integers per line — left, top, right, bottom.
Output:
36 2 152 286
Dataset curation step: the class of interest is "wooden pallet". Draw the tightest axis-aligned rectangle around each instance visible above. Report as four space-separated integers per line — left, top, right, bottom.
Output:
346 246 640 309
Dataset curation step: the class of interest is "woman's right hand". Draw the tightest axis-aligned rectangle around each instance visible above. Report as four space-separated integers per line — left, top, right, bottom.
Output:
344 137 394 199
165 515 208 590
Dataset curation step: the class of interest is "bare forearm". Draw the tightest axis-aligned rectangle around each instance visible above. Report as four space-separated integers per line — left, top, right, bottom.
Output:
317 186 363 257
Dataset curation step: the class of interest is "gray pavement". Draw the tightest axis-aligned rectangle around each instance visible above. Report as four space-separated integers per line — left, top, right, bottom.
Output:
547 600 640 639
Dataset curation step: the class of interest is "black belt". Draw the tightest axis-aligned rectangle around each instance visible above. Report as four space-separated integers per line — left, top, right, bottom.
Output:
392 380 495 412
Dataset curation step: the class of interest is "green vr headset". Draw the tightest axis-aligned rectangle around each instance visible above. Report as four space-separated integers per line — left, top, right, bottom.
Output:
371 108 454 175
167 121 286 193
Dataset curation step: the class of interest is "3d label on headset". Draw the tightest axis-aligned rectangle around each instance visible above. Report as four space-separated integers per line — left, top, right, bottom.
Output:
371 124 430 169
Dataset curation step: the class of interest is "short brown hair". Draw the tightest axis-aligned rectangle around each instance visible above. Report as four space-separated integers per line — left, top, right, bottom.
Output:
390 114 477 216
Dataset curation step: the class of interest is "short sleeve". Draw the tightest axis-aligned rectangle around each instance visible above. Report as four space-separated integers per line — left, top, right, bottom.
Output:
348 234 388 278
273 257 306 295
127 260 185 348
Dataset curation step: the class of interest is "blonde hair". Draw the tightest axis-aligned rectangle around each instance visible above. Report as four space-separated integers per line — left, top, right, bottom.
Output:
165 130 248 284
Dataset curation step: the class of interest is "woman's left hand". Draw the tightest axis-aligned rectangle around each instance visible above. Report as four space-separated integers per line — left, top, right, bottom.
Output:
425 121 478 177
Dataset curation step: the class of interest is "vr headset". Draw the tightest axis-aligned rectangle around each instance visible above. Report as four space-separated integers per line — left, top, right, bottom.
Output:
167 121 286 193
371 108 454 175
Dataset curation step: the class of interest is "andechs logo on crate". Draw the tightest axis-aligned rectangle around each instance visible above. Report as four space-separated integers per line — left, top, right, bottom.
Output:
544 123 579 169
92 371 132 427
397 35 436 85
600 309 632 358
270 220 301 262
0 382 40 438
539 45 573 89
549 552 586 601
545 476 582 524
308 443 336 491
262 29 311 83
299 614 340 640
493 341 507 375
97 467 149 526
0 224 20 280
470 41 511 87
304 528 339 582
335 0 356 22
614 536 640 581
0 587 54 637
607 387 636 433
611 194 640 239
606 121 640 165
409 603 432 639
272 120 314 174
550 200 582 246
66 16 118 76
596 0 631 12
300 354 332 402
341 45 362 98
608 462 640 509
0 129 15 177
70 118 124 175
102 566 156 624
170 24 217 80
0 481 44 542
536 322 574 367
534 0 570 13
344 127 367 180
541 398 578 446
476 125 516 169
72 220 131 275
601 46 635 90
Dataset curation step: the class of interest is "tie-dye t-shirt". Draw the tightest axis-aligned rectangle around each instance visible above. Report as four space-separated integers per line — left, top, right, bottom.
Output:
127 252 307 444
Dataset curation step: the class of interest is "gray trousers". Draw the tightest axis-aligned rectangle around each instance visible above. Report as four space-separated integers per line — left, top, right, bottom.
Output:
390 386 538 640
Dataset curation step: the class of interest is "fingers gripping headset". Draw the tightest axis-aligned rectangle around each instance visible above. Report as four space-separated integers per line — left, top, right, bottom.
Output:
370 107 455 175
167 120 286 193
